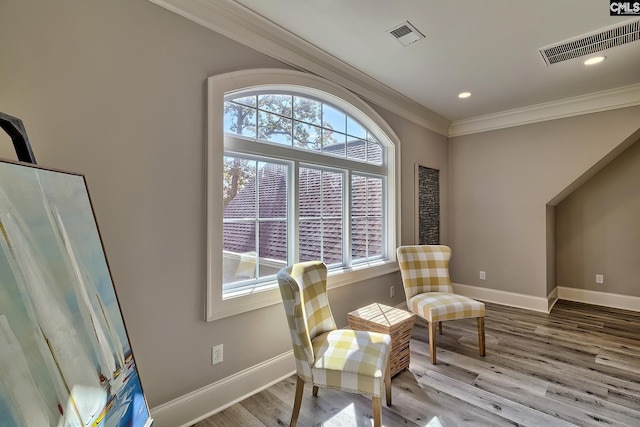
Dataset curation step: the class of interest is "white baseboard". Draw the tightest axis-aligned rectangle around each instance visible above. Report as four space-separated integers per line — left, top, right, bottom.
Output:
547 287 559 312
150 351 295 427
557 286 640 313
452 282 550 313
451 282 640 314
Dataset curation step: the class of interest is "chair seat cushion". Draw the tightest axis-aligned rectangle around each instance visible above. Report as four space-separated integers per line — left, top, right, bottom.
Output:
311 329 390 397
408 292 485 322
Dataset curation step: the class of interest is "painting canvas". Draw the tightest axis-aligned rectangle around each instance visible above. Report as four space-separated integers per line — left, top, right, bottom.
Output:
0 159 152 427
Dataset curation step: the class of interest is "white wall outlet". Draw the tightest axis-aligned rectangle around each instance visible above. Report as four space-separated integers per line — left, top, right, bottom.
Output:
479 271 486 280
390 285 395 298
596 274 604 284
212 344 223 366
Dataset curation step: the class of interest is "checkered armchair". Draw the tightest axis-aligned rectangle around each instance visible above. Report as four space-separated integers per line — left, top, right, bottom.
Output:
278 261 392 427
396 245 485 364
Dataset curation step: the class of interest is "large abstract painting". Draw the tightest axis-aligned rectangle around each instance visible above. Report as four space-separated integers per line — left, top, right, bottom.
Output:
0 159 152 427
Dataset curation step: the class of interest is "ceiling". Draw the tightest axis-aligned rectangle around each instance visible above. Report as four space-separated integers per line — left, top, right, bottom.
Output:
151 0 640 135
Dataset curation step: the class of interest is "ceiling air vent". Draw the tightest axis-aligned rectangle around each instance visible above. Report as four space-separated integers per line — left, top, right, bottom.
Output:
539 18 640 65
388 21 425 46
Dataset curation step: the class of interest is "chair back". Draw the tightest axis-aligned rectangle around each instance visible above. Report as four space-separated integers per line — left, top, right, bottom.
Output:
396 245 454 299
277 261 337 380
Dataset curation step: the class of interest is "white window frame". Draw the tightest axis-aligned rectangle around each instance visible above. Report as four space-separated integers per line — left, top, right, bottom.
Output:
207 69 401 321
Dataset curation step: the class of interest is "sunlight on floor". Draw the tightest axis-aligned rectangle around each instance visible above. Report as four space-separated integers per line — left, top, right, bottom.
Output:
320 403 358 426
317 401 445 426
424 416 444 427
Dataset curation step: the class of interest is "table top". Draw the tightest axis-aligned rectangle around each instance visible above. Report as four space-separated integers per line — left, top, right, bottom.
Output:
348 303 415 327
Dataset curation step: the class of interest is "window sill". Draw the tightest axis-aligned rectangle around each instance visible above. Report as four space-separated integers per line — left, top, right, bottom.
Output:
207 260 399 322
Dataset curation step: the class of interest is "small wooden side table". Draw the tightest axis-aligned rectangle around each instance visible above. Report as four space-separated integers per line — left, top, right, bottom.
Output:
347 303 416 377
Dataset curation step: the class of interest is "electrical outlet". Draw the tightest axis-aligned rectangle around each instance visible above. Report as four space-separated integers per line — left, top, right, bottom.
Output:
390 285 395 298
212 344 223 366
596 274 604 284
479 271 486 280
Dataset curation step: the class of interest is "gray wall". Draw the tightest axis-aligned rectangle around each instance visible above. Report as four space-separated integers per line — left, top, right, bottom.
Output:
372 105 450 247
0 0 448 408
449 109 640 298
556 138 640 297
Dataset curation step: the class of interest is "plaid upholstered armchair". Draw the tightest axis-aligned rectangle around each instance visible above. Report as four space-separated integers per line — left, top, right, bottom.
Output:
277 261 392 427
396 245 486 364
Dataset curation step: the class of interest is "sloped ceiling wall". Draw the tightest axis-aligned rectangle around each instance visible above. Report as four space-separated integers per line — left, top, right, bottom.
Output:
556 135 640 297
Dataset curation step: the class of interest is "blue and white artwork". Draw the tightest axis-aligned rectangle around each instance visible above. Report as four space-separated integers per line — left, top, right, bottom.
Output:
0 159 151 427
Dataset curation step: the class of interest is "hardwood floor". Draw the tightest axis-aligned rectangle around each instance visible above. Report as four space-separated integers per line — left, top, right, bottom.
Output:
193 300 640 426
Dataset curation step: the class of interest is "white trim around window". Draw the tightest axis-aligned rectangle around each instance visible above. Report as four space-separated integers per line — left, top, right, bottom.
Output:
206 69 401 321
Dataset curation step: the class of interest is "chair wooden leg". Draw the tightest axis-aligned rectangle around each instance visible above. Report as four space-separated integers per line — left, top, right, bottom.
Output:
372 396 382 427
290 376 305 427
438 321 443 335
312 385 319 396
385 355 392 406
429 321 437 364
477 317 486 357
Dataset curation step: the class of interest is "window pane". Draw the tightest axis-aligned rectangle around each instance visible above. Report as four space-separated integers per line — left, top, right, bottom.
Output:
223 222 256 284
299 168 343 265
352 217 383 260
298 219 343 264
347 139 366 162
367 218 383 257
223 156 256 216
351 175 366 217
351 218 367 260
223 220 288 285
223 222 255 253
299 168 321 217
367 177 383 217
367 137 383 165
322 171 343 216
257 161 288 272
229 95 256 107
293 121 322 151
257 257 286 281
347 116 367 139
322 218 343 264
322 104 346 133
258 162 288 218
351 175 383 261
323 130 346 157
224 102 256 138
299 219 321 262
223 157 289 287
293 96 321 125
258 111 292 145
258 221 287 276
258 94 292 117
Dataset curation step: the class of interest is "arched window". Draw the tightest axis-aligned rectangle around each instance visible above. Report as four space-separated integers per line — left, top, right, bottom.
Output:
207 69 400 321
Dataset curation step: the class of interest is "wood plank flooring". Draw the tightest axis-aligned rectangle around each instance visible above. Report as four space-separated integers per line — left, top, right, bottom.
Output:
193 300 640 426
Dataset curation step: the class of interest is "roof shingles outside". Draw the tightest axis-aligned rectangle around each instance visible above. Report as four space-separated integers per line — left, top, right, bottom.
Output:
223 140 383 283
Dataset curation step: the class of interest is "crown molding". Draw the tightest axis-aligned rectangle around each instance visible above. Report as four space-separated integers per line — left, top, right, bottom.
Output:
148 1 640 139
148 0 450 136
449 83 640 137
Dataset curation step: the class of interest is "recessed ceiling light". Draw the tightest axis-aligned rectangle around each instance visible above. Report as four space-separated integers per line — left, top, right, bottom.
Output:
584 56 606 66
458 92 472 99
